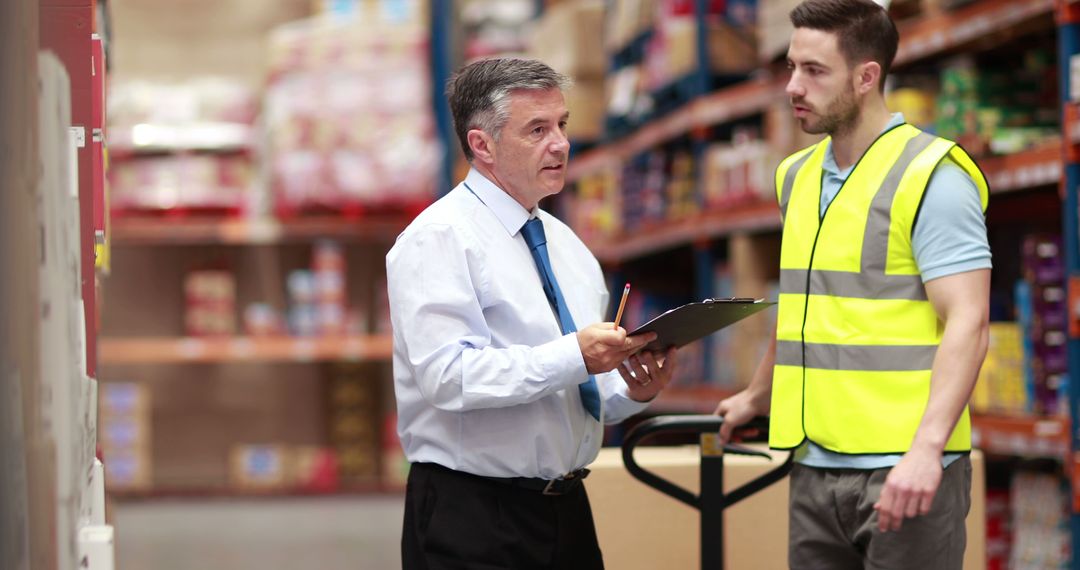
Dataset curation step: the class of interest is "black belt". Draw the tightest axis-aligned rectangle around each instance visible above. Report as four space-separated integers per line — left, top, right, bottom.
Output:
486 468 591 496
423 463 590 496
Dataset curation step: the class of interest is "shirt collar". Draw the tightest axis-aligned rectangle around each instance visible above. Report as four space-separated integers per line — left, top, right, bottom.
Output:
464 168 535 236
822 112 906 176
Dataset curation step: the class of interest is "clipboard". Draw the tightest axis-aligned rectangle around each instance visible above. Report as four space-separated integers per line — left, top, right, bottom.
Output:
629 298 776 352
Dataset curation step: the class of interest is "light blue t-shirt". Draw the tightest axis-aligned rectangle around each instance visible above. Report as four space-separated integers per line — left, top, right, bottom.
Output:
796 113 992 469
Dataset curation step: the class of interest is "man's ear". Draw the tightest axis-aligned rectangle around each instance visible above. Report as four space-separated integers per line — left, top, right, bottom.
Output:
467 129 495 165
855 61 881 96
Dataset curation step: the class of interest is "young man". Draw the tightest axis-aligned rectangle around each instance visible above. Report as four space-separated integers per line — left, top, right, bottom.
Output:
387 58 678 569
715 0 991 568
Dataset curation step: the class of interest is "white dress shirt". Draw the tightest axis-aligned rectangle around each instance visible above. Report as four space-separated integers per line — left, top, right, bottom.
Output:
386 168 649 479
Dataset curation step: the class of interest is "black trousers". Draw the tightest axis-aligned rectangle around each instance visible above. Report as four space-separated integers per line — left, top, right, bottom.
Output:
401 462 605 570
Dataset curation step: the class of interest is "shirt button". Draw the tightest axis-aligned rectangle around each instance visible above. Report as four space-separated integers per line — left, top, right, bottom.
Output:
584 435 591 442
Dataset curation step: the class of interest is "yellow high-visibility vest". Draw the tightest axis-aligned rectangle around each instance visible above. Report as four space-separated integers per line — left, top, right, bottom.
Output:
769 123 988 454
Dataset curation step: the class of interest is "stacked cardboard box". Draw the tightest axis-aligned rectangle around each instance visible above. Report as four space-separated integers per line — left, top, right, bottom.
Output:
970 323 1027 415
228 444 339 492
528 1 608 141
1016 235 1068 417
327 363 381 483
701 128 784 209
265 6 439 214
936 53 1058 155
1009 471 1070 569
757 0 803 62
184 270 237 336
568 168 621 243
99 383 152 491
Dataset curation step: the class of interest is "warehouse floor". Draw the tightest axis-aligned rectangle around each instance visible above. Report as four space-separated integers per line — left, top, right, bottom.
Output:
113 495 404 570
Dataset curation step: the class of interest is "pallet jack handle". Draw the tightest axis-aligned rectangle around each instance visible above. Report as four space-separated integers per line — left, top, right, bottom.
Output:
621 415 794 569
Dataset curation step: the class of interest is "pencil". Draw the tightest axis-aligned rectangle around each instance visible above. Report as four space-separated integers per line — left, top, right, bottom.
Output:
613 283 631 330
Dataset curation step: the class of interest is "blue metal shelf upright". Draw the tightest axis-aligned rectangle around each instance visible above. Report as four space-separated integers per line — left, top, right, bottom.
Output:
431 0 455 195
1058 0 1080 566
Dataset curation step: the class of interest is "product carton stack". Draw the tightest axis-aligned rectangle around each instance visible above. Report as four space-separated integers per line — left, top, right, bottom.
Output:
528 0 608 142
99 383 153 491
265 1 439 215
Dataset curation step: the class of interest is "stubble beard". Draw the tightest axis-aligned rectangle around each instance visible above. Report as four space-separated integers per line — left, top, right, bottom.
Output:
800 85 859 138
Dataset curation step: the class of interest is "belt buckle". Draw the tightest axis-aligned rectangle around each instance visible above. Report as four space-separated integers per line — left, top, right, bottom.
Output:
542 470 583 496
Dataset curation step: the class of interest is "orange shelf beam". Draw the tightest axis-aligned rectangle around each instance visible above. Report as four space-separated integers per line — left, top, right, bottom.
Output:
895 0 1055 65
99 335 393 365
970 414 1070 460
110 216 413 246
584 201 781 264
978 141 1062 194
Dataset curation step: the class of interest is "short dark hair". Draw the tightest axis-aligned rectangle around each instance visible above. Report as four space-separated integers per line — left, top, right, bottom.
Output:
446 58 570 161
790 0 898 92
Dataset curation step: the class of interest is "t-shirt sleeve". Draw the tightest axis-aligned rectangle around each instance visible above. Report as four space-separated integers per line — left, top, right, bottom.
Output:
912 158 992 282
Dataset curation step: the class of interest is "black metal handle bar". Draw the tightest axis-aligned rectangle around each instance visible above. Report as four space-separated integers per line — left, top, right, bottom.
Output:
621 415 793 511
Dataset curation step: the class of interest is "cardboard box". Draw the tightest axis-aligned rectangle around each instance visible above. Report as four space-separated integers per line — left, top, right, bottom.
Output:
99 382 151 419
606 0 656 54
229 444 290 489
103 448 152 490
664 19 757 80
528 1 607 79
758 0 804 62
565 79 607 142
98 416 152 451
587 446 986 569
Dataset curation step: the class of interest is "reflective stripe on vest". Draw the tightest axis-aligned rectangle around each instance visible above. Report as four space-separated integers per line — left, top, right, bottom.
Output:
768 123 988 454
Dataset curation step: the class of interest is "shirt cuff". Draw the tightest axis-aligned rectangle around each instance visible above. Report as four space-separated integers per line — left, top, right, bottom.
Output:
604 372 651 424
536 333 590 390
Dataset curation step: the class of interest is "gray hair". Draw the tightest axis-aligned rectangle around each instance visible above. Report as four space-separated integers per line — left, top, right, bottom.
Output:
446 58 571 161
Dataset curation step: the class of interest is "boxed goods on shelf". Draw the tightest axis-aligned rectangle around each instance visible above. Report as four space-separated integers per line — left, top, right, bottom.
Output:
265 14 439 216
281 239 358 337
665 149 698 219
970 323 1026 415
1015 234 1069 417
527 0 607 79
99 383 153 490
605 0 655 56
327 364 382 483
1009 470 1070 569
107 78 258 135
757 0 803 62
701 129 781 210
985 488 1012 570
228 443 340 492
184 270 238 336
107 78 259 215
564 80 608 142
935 52 1058 156
644 18 756 91
564 168 621 244
109 154 252 215
229 444 291 490
460 0 534 59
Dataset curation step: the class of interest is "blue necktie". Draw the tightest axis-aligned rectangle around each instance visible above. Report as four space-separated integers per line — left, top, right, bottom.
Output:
521 217 601 421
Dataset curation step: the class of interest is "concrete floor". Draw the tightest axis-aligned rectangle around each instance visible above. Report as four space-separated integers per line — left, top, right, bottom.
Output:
113 495 405 570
